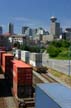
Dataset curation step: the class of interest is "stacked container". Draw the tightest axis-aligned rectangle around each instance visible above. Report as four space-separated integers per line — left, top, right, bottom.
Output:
0 51 6 66
12 47 16 56
21 50 30 63
30 53 42 67
2 53 14 86
35 83 71 108
12 60 33 98
15 49 21 59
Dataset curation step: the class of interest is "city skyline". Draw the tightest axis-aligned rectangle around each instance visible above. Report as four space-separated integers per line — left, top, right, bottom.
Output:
0 0 71 33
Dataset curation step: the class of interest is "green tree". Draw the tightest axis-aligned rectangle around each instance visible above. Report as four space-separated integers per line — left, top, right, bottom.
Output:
13 42 20 48
47 45 60 57
50 39 70 48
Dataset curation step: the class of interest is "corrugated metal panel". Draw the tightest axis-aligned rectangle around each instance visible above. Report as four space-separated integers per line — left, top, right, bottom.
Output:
12 60 33 98
30 53 42 62
0 51 6 65
2 54 14 86
3 53 13 56
15 49 21 59
30 53 42 67
21 50 30 63
36 83 71 108
12 59 32 68
30 60 42 67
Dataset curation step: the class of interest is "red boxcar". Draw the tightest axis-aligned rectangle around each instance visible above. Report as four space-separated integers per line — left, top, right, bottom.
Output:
1 53 14 87
12 60 33 98
0 51 6 66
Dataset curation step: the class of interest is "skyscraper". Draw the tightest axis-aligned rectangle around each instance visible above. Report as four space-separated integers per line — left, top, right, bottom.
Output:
22 26 28 34
0 26 3 35
25 27 33 36
9 23 14 35
50 16 60 39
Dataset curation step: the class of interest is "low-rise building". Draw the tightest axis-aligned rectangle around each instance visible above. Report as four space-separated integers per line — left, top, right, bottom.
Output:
9 34 27 45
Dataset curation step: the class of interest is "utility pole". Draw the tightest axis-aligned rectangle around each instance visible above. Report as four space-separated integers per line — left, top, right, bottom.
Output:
68 46 71 76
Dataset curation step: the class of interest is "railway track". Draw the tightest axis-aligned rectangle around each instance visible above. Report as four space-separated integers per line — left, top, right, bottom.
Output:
33 66 59 83
41 73 58 83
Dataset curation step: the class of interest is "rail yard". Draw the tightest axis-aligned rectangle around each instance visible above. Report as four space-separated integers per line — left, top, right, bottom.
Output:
0 49 71 108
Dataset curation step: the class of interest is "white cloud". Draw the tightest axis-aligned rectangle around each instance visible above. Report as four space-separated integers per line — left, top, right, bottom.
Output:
12 17 30 21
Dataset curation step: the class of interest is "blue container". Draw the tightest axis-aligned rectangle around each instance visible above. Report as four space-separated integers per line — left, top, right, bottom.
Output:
35 83 71 108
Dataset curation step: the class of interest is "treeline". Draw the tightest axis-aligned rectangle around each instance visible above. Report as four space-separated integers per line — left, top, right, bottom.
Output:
13 42 45 53
47 39 71 59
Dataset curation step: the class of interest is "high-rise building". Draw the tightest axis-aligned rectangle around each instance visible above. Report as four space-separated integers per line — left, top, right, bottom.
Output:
63 28 71 40
0 26 3 35
25 27 33 36
9 23 14 35
50 16 60 39
22 26 28 34
32 28 37 37
37 27 45 35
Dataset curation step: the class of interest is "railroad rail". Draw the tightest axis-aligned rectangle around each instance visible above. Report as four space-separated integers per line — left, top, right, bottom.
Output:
33 69 58 85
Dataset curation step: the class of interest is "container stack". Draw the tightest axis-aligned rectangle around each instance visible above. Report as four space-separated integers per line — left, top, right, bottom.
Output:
12 60 33 98
1 53 14 86
15 49 21 59
30 53 42 67
21 50 30 63
0 51 6 66
12 47 16 56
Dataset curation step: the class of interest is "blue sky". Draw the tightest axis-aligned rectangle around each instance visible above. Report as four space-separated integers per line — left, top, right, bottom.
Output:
0 0 71 33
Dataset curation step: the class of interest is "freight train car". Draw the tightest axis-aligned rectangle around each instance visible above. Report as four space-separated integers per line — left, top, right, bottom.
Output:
15 49 21 59
0 51 6 66
21 50 30 64
35 83 71 108
11 60 33 98
1 53 14 87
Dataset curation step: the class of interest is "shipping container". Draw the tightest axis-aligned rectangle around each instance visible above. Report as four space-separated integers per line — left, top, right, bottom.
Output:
35 83 71 108
30 53 42 62
12 60 33 98
21 50 30 63
0 51 6 65
12 47 16 55
30 53 42 67
2 53 14 67
15 49 21 59
18 85 32 98
2 53 14 87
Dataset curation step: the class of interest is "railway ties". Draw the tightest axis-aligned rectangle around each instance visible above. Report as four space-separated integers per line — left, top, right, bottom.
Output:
33 70 58 86
41 73 58 83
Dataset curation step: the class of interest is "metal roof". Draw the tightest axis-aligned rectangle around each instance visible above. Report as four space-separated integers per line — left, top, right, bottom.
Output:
12 59 32 68
37 83 71 108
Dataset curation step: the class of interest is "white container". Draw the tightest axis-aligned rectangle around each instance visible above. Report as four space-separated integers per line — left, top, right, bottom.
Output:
30 53 42 67
15 49 21 59
30 53 42 61
21 50 30 63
